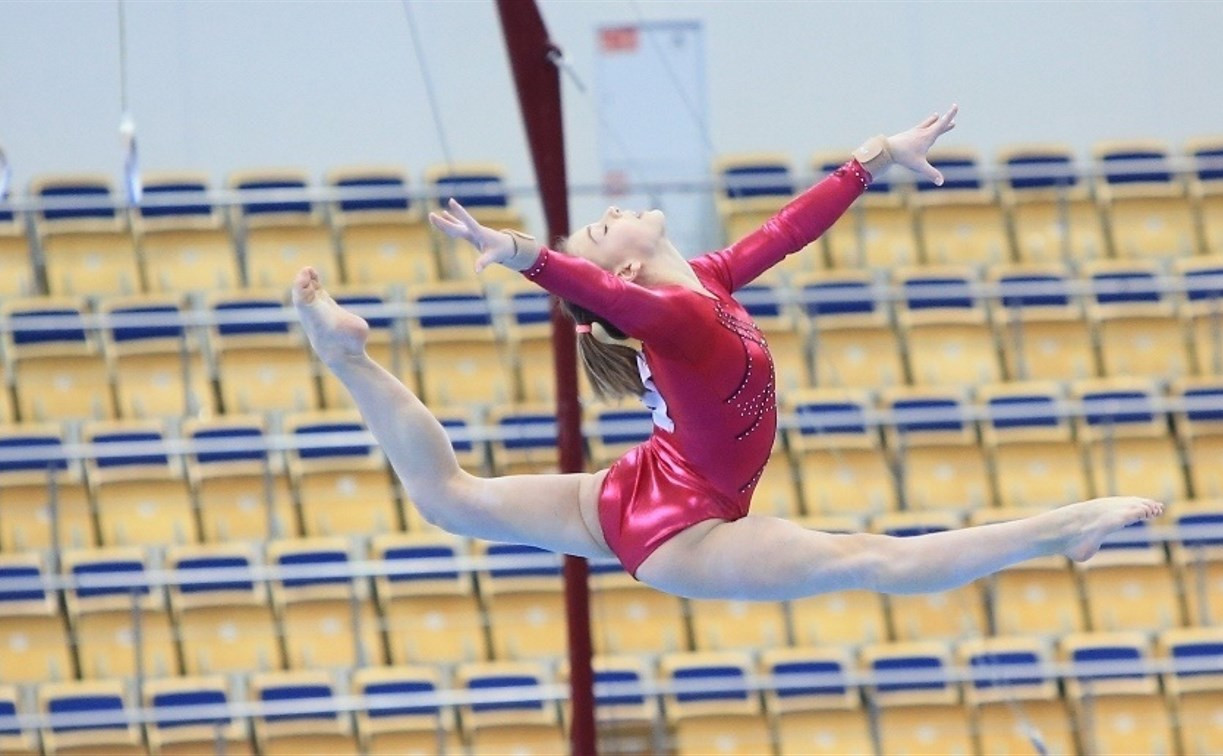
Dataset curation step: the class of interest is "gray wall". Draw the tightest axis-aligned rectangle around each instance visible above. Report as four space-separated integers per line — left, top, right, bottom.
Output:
2 0 1220 235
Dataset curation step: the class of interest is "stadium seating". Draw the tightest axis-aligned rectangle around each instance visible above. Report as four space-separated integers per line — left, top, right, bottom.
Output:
1188 136 1223 256
0 423 95 551
567 655 659 754
687 591 789 653
136 171 240 293
249 670 358 755
372 532 488 665
166 543 282 676
913 147 1011 266
30 174 141 296
813 150 919 270
712 153 800 280
453 660 565 754
736 282 809 395
0 683 39 754
406 281 513 407
1084 258 1193 381
659 651 772 755
1158 625 1223 754
1074 516 1182 633
501 280 557 403
318 287 417 409
352 665 463 754
588 562 688 656
0 553 74 684
0 203 36 297
423 162 526 284
797 270 907 389
895 265 1002 386
584 402 651 469
790 515 891 648
143 674 253 755
989 263 1098 382
1174 377 1223 500
859 640 974 756
997 142 1108 263
486 404 560 476
474 541 567 660
228 168 338 288
762 646 874 756
327 165 440 286
38 678 144 755
1177 254 1223 375
1093 139 1199 260
1170 498 1223 626
1060 632 1176 755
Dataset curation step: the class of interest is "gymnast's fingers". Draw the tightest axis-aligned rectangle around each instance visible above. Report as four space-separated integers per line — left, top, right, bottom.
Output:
447 197 482 232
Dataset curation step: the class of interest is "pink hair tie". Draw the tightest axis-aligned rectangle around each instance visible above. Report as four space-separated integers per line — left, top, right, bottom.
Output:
575 324 593 334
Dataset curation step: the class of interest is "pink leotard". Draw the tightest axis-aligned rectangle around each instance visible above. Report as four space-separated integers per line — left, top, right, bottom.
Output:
524 160 872 575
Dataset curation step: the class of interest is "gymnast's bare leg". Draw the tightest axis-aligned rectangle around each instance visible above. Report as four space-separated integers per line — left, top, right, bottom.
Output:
636 498 1164 601
293 266 613 559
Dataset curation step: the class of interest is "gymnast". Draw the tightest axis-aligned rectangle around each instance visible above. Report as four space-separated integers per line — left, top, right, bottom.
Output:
293 105 1162 601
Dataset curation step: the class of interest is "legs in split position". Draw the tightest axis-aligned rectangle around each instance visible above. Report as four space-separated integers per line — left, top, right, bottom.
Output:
292 266 612 559
635 497 1164 601
295 266 1163 601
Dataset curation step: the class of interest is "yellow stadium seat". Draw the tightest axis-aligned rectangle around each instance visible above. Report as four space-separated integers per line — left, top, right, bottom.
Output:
267 537 385 671
796 270 907 389
1085 258 1193 381
0 553 74 684
167 543 282 676
1078 516 1183 633
1158 625 1223 755
318 287 417 409
713 154 806 282
501 280 559 403
454 660 565 755
813 150 918 270
352 665 462 755
969 508 1085 638
407 281 513 407
0 204 36 297
400 406 488 531
588 562 688 656
565 656 660 755
958 636 1079 756
83 419 197 546
871 512 988 643
372 532 487 664
249 670 358 756
30 173 142 296
136 171 241 293
327 165 440 285
0 684 39 755
989 263 1098 381
284 410 398 537
687 591 788 653
895 265 1002 386
3 297 115 422
1061 631 1175 755
1177 254 1223 375
859 640 974 756
38 678 144 756
1189 136 1223 255
584 402 652 470
424 162 527 285
1073 377 1187 502
101 294 215 418
881 386 993 512
1094 139 1200 259
208 289 319 413
62 546 180 680
183 414 297 542
475 541 566 661
0 423 95 551
762 646 874 756
487 404 560 476
1174 378 1223 500
228 168 338 288
1170 499 1223 627
144 675 254 756
913 148 1011 266
978 381 1090 508
785 388 896 516
997 142 1109 263
789 515 890 647
659 651 772 756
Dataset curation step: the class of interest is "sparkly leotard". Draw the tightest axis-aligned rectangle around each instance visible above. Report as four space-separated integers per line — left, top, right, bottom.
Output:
525 160 871 575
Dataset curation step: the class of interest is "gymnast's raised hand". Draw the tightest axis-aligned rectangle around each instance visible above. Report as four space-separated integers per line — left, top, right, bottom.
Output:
297 104 1161 603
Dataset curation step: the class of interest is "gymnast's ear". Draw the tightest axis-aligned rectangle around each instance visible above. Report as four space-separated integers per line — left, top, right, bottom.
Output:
615 259 642 282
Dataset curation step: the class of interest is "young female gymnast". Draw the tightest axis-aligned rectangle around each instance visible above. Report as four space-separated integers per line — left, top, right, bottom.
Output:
294 105 1162 601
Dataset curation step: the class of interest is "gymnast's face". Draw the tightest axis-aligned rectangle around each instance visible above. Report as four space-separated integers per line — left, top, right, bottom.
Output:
565 205 666 278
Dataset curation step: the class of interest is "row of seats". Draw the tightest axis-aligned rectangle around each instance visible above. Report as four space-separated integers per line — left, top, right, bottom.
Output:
718 137 1223 271
2 498 1221 687
2 136 1221 302
0 254 1221 424
3 628 1221 755
0 163 528 299
1 373 1219 553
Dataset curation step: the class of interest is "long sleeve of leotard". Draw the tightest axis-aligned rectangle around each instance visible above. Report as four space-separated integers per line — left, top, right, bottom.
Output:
521 246 692 354
699 159 873 292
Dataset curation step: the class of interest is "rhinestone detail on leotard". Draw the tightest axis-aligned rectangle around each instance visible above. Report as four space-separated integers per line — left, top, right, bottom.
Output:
715 302 777 492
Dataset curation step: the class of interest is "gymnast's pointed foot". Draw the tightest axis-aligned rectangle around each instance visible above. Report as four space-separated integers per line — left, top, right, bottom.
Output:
1057 496 1164 562
293 266 370 367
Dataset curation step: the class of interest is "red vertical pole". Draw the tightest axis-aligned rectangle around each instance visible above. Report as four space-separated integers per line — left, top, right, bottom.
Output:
495 2 597 754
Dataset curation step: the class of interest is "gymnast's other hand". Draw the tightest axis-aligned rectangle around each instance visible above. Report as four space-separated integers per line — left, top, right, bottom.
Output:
428 198 539 272
885 103 959 185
